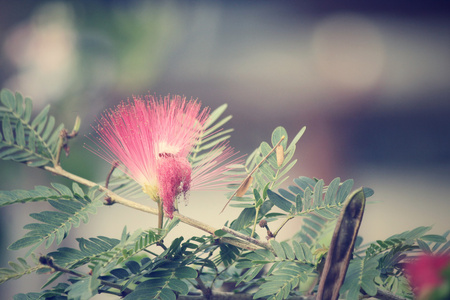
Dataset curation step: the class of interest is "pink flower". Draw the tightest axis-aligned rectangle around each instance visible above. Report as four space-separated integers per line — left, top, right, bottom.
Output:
89 94 240 218
404 253 450 298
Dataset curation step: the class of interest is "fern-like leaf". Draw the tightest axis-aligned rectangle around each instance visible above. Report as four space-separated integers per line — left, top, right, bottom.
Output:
253 261 314 300
0 89 65 167
365 226 434 258
236 242 315 299
275 177 359 219
244 126 304 193
230 127 306 230
340 256 381 300
8 183 104 257
189 104 233 167
0 257 49 284
0 185 69 208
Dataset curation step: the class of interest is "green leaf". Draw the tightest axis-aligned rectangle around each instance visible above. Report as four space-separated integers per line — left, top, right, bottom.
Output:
8 236 42 251
159 288 176 300
2 115 13 143
417 239 432 253
66 276 98 300
204 103 228 128
1 89 15 110
41 116 55 141
15 122 25 147
270 240 286 259
14 92 24 116
23 98 32 123
313 180 324 207
292 241 305 261
336 179 354 204
125 260 141 274
287 126 306 151
174 266 197 279
202 115 232 138
295 194 303 213
110 268 129 279
0 185 62 208
168 278 189 295
271 126 288 149
51 182 73 197
267 190 293 213
31 105 50 129
340 257 380 299
420 234 447 243
363 187 374 198
0 257 39 284
231 207 256 231
281 242 295 260
324 178 340 205
0 90 65 166
214 229 227 237
7 185 103 255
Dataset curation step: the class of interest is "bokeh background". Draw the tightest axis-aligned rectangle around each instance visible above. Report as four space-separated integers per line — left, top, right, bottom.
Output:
1 0 449 298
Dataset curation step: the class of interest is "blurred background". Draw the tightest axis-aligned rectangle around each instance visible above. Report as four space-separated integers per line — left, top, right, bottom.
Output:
1 0 449 298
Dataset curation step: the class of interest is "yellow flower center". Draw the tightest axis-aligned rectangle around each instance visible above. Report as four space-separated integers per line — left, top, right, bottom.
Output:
142 183 160 202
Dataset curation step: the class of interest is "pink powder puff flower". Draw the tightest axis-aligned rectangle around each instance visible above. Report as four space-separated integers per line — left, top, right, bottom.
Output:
89 94 241 219
404 253 450 299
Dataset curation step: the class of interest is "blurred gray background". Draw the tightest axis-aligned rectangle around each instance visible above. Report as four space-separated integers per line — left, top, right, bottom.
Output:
1 0 450 298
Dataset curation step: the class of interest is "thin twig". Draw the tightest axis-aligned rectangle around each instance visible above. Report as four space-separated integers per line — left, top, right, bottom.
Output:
272 216 294 238
195 276 212 299
105 161 119 189
177 294 315 300
221 227 273 253
220 136 286 213
43 165 262 251
372 288 409 300
40 255 133 296
104 161 119 204
251 206 260 238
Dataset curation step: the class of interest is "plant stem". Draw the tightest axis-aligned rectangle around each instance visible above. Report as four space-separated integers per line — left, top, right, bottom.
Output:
41 255 133 296
221 227 273 253
272 216 294 238
43 165 261 251
105 161 119 189
195 276 212 299
157 200 164 232
251 206 260 238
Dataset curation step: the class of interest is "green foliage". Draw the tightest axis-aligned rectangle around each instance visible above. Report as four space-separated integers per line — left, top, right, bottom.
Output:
365 226 437 258
1 91 449 300
7 183 104 257
236 241 316 300
274 177 359 219
244 126 304 193
0 257 49 284
230 126 305 231
189 104 235 168
0 185 72 208
340 256 381 299
0 89 65 166
339 227 449 299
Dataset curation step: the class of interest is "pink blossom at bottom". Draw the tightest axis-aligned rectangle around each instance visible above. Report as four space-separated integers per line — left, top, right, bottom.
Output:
404 253 450 297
